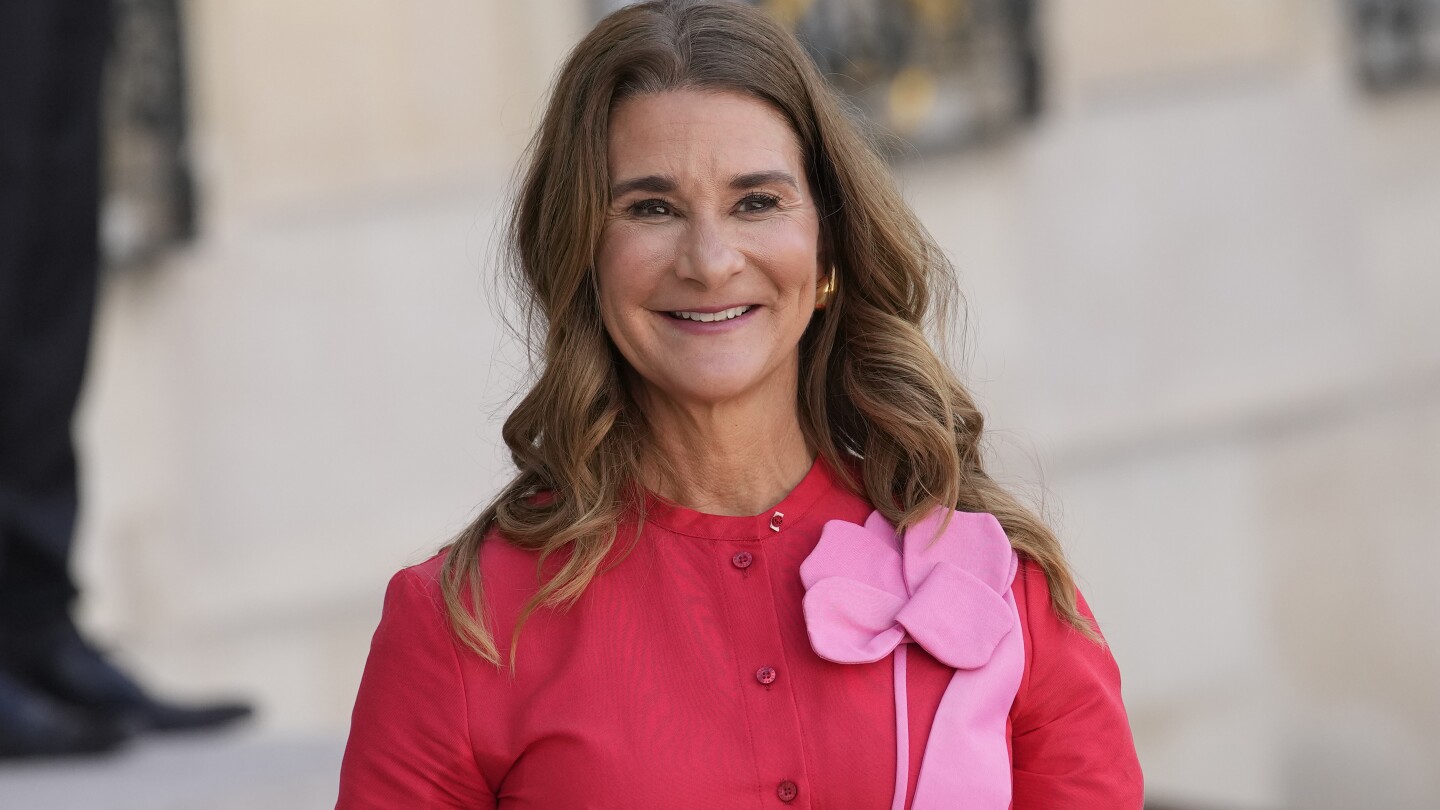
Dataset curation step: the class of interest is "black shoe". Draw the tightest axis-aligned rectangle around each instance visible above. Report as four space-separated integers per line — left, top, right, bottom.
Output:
0 666 129 759
4 620 253 735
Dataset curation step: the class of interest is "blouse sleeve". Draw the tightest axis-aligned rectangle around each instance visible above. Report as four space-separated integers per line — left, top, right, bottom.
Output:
337 568 497 809
1009 559 1144 809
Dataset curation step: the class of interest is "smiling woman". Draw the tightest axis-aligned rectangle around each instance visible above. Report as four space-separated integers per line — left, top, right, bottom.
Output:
337 2 1143 808
598 90 823 447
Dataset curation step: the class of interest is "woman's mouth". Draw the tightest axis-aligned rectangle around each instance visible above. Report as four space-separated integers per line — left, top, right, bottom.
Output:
666 305 755 323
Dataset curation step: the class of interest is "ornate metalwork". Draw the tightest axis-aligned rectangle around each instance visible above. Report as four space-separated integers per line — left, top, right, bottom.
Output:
591 0 1044 154
1348 0 1440 91
104 0 196 270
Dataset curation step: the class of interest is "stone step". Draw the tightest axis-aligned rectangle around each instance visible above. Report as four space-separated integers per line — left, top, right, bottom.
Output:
0 730 344 810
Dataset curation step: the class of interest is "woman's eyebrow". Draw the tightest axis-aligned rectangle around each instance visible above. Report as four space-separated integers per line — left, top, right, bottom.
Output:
610 170 798 198
610 174 677 197
730 170 798 191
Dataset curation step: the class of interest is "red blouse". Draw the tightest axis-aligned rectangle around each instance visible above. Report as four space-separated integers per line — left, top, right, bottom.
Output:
337 459 1143 808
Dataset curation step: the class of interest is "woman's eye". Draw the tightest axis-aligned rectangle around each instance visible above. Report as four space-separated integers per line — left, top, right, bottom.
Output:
737 193 780 213
630 199 672 217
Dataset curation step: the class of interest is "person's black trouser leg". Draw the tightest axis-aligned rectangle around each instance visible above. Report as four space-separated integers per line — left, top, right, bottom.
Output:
0 2 251 745
0 0 135 757
0 0 111 634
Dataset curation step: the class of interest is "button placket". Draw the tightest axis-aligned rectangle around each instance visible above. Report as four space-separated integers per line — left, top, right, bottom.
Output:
716 527 808 807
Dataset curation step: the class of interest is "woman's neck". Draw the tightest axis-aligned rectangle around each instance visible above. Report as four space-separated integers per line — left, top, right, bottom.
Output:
636 389 813 517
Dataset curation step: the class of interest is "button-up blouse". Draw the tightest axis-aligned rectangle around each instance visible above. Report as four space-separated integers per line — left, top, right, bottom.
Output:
337 459 1143 808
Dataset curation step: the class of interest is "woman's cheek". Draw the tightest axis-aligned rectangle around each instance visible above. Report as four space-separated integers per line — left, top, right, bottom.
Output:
638 226 681 268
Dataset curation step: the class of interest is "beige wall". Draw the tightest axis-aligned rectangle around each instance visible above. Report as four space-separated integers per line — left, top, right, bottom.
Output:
185 0 583 227
1047 0 1327 110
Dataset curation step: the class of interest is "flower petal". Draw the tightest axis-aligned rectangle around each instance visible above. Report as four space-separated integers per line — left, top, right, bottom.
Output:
802 577 908 664
799 519 905 597
896 562 1016 670
903 510 1015 598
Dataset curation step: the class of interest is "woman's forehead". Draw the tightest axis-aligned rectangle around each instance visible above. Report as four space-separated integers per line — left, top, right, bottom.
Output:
606 89 804 184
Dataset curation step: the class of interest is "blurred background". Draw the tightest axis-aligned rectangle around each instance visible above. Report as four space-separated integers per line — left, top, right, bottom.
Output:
1 0 1437 807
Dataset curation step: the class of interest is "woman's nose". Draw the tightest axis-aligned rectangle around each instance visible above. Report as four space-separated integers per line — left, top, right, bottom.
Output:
676 217 745 287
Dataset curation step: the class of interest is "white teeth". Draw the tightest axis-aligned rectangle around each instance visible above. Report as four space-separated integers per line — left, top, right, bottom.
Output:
671 305 753 322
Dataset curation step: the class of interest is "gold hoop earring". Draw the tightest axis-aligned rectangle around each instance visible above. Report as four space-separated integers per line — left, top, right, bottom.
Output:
815 271 837 310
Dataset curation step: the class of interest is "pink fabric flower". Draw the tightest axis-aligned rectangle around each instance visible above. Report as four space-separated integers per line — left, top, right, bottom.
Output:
800 508 1023 810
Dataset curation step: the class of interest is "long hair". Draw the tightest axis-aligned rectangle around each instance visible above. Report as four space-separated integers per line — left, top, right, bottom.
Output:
442 0 1094 666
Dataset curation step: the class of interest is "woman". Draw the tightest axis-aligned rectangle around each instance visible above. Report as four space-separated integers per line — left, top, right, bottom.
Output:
338 1 1143 808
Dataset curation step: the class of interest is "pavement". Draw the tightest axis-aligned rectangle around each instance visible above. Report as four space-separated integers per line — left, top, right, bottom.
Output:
0 730 345 810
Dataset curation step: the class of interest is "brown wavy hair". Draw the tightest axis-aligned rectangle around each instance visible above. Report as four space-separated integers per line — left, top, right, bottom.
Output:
442 0 1094 666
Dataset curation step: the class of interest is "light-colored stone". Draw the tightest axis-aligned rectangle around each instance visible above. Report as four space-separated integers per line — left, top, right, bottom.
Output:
0 731 345 810
1046 0 1330 112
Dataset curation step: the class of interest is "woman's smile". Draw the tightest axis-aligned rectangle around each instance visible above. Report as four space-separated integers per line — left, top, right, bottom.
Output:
666 304 754 322
660 303 760 333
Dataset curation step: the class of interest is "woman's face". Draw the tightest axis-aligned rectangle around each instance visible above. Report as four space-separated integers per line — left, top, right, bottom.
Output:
596 89 824 412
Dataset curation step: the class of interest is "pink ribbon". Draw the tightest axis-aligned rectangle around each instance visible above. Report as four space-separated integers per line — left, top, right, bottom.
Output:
800 508 1023 809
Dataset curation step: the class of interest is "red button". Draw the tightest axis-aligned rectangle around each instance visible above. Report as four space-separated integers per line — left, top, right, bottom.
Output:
732 551 753 569
755 666 777 685
768 511 785 531
777 780 798 802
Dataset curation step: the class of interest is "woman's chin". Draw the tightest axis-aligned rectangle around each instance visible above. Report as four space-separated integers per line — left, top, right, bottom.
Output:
640 368 780 410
